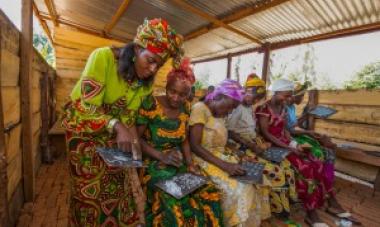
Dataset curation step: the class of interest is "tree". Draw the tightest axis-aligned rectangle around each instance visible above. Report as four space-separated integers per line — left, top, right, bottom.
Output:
33 33 55 67
194 67 211 90
234 56 241 84
344 61 380 89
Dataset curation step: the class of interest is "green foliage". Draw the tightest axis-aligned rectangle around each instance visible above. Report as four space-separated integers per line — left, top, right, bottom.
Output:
33 33 55 67
344 61 380 90
193 80 205 90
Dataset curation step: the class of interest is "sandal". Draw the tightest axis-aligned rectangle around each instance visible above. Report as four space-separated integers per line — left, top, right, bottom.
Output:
326 207 361 225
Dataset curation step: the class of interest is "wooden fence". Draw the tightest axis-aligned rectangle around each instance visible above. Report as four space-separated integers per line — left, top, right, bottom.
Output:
0 10 56 226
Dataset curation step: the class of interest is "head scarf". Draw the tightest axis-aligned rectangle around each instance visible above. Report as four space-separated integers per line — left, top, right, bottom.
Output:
269 79 294 92
167 57 195 87
245 73 266 94
206 79 244 102
134 18 184 68
294 81 311 96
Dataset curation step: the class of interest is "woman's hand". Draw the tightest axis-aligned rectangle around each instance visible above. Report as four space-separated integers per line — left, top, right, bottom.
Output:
289 145 304 156
222 162 246 176
247 142 265 155
159 149 183 167
114 122 135 153
187 163 202 175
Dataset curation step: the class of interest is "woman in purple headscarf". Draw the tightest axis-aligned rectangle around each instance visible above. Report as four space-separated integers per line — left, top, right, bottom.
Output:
189 79 268 227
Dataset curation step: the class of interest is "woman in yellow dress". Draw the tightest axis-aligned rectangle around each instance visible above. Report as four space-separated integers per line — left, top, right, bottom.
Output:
189 79 267 227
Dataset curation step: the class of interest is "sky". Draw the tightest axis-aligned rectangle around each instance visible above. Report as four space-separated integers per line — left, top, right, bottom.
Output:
2 1 380 89
194 31 380 89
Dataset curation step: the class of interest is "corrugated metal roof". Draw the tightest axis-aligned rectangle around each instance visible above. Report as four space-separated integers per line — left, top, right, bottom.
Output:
33 0 380 60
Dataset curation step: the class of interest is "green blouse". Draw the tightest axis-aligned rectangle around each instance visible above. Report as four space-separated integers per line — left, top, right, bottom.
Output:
63 47 152 134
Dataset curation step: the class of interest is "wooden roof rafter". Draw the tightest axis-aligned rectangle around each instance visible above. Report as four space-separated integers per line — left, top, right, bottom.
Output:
170 0 263 44
40 14 131 43
185 0 292 41
44 0 59 27
104 0 132 34
192 21 380 64
32 1 53 45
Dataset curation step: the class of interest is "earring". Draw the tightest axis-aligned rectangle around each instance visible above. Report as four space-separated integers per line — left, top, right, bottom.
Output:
132 56 136 62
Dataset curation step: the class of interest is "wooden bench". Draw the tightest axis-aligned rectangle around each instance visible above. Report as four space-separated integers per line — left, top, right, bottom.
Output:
48 120 66 159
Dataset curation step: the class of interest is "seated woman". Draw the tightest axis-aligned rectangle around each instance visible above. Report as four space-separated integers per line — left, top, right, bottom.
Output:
137 59 223 227
189 79 267 227
226 74 296 219
256 79 358 227
286 83 359 224
286 82 337 150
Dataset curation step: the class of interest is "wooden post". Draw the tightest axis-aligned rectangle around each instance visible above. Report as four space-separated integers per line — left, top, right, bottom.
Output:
40 72 52 163
374 169 380 193
226 55 232 79
307 90 318 130
0 27 10 227
20 0 35 202
262 43 271 85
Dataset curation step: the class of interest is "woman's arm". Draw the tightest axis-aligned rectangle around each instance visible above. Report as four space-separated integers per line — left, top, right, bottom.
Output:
182 137 193 166
137 124 182 167
257 115 292 149
228 130 264 154
190 124 245 176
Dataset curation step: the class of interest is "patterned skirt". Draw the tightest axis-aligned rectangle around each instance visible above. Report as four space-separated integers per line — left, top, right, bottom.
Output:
229 136 297 218
140 161 224 227
65 131 141 227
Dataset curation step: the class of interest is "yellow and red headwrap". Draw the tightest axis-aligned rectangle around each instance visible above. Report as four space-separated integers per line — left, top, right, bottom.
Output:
134 18 184 68
245 73 266 94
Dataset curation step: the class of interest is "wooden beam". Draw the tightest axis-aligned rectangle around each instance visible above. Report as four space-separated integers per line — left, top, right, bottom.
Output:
21 0 35 202
192 46 262 64
40 14 130 43
44 0 59 27
192 22 380 64
185 0 291 40
171 0 262 44
32 1 53 44
0 27 10 227
271 22 380 50
104 0 132 34
261 43 271 84
40 72 52 163
226 55 232 79
307 90 318 130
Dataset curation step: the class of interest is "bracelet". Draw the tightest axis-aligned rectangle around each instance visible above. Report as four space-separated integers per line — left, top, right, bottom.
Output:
289 140 298 149
107 118 120 133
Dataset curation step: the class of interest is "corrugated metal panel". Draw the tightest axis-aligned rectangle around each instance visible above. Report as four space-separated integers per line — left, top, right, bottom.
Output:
114 0 208 36
185 27 259 60
228 0 380 44
183 0 262 17
35 0 380 60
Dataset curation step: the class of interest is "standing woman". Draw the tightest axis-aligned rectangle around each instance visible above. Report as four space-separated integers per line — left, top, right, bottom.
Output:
62 18 184 226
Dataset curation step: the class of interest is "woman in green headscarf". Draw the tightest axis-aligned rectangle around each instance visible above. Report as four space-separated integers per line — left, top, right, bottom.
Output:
62 18 184 226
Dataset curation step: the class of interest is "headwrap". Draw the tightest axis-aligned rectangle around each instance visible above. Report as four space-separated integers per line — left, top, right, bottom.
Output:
206 79 244 102
269 79 294 92
294 81 311 96
245 73 266 94
134 18 184 68
167 57 195 87
245 73 265 87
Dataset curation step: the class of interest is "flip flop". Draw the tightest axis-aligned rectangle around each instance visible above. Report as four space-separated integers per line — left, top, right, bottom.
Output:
326 207 361 225
304 217 329 227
